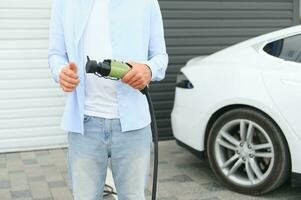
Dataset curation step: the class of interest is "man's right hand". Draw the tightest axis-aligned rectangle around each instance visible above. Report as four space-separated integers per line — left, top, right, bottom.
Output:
59 62 80 92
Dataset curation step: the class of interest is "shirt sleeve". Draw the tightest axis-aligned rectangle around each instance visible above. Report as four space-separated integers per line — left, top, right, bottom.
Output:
143 0 169 81
48 0 69 83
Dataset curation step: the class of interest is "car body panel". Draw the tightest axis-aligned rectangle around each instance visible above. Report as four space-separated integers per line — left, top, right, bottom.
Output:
171 25 301 176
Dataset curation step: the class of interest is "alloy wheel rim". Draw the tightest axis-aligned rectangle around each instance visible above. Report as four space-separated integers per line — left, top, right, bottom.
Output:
214 119 275 186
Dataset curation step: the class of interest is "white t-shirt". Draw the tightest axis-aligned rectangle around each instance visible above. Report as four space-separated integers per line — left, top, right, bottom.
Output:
84 0 119 119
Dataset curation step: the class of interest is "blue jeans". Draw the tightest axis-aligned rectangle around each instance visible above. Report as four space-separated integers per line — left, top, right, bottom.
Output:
68 115 152 200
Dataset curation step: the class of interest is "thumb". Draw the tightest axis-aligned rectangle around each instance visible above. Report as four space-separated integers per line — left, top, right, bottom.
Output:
69 62 78 74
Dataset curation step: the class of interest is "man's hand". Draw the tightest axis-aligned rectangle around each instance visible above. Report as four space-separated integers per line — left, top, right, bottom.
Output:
59 62 80 92
122 62 152 90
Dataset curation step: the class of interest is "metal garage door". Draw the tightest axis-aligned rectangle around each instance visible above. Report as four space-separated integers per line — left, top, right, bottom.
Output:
0 0 67 152
154 0 300 139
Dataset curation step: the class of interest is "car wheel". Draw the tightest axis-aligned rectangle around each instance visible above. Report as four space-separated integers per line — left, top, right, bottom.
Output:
207 108 290 195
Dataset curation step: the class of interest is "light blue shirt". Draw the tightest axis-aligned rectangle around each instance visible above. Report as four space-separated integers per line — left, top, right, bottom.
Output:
48 0 169 134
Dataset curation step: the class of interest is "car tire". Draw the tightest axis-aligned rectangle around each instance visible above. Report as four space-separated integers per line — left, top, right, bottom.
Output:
207 108 290 195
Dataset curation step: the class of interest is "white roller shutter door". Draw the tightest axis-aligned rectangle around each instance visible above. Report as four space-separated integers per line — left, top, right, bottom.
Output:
0 0 67 153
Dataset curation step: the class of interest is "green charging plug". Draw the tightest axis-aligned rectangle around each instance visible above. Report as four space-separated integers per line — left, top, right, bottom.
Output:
109 60 132 79
86 57 131 79
86 57 148 94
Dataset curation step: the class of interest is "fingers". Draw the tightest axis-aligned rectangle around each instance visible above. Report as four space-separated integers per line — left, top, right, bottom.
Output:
126 73 139 86
59 62 80 93
60 78 78 89
122 71 147 89
60 72 80 85
122 62 151 90
59 77 79 92
122 71 143 87
69 62 78 73
131 81 146 89
62 67 78 79
60 77 76 92
128 74 147 89
122 69 136 83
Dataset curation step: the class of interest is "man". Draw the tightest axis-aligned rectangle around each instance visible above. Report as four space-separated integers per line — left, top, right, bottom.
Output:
48 0 168 199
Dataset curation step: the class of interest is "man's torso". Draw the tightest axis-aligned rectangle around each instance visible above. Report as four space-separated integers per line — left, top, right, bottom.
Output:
84 0 119 119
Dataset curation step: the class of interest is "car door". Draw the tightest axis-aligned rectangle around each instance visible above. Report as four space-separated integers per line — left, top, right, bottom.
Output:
261 34 301 140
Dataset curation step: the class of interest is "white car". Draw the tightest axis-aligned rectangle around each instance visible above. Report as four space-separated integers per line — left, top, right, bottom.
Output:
171 25 301 195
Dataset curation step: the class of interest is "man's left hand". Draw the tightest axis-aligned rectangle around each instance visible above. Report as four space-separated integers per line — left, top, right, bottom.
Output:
122 62 152 90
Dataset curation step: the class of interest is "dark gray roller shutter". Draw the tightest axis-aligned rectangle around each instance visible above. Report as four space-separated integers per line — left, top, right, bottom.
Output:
151 0 300 139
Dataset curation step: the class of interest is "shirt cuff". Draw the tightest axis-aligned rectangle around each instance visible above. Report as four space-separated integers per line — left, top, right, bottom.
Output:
142 60 156 81
55 64 66 83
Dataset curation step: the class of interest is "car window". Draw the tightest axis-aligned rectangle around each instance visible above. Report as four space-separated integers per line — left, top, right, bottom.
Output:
263 34 301 63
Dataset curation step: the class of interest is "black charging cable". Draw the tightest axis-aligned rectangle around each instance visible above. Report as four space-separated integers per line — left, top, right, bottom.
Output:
145 87 159 200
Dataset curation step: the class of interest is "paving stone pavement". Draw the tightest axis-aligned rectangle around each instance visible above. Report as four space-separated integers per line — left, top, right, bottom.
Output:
0 140 301 200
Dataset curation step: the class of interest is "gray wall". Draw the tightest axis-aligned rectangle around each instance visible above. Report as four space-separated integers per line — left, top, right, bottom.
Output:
153 0 300 139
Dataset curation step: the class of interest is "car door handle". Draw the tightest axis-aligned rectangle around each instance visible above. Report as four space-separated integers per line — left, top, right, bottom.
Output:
281 79 301 87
